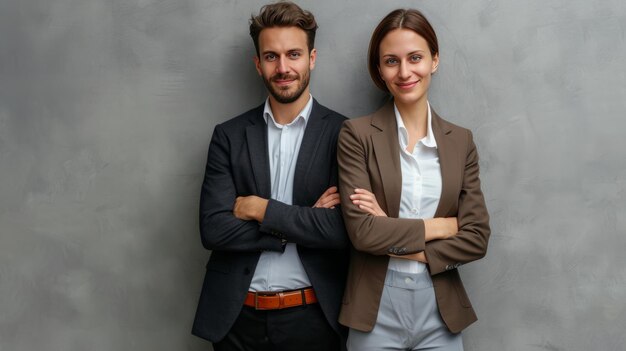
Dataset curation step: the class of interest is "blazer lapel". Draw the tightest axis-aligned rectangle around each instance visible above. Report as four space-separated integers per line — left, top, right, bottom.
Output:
370 101 402 218
294 99 327 192
432 110 460 217
246 108 271 199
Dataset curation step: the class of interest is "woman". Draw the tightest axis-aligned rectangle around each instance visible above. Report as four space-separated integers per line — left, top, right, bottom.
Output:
337 9 490 351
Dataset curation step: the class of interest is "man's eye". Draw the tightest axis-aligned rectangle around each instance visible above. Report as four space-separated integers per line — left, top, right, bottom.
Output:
289 52 301 58
265 54 276 61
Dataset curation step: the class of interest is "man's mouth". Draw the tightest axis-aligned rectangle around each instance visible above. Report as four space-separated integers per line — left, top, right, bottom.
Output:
273 75 298 86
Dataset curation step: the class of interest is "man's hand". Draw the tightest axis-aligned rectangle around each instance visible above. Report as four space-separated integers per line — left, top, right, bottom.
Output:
233 195 269 222
313 186 340 209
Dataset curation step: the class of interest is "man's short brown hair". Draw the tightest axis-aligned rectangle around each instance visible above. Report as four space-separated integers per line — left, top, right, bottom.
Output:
250 1 318 56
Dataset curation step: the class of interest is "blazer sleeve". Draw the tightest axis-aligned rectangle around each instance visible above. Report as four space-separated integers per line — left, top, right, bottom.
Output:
199 124 284 252
259 201 348 249
337 120 426 256
259 124 349 250
425 130 491 275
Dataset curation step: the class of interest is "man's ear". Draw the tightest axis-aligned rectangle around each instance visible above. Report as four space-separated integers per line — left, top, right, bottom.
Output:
254 55 262 76
309 48 317 70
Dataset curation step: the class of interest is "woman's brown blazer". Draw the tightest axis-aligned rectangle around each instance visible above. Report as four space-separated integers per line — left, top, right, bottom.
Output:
337 101 490 333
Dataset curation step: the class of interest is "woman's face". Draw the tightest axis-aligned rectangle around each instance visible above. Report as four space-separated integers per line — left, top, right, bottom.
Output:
378 28 439 107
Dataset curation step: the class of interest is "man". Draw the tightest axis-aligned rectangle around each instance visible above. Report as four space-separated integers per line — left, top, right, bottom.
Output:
192 2 349 350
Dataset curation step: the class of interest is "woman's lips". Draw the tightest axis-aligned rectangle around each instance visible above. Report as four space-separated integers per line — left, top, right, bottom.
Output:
396 80 420 89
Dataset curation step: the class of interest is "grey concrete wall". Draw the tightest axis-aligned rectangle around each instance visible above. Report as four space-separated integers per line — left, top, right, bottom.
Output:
1 0 624 350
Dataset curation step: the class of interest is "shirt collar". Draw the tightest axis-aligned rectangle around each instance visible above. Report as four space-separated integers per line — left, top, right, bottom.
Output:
263 94 313 128
394 101 438 150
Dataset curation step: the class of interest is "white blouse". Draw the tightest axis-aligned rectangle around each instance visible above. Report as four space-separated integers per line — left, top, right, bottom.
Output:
388 102 442 274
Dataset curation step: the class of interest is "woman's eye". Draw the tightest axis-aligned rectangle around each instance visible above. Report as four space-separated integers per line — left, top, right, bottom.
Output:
385 58 398 65
410 55 422 62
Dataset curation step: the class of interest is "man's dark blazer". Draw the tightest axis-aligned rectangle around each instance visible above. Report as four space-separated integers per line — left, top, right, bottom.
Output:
192 99 349 343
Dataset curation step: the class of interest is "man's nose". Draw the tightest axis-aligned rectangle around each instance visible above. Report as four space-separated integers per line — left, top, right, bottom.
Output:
276 56 289 74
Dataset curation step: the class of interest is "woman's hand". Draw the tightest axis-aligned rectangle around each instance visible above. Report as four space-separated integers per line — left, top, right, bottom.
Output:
424 217 458 241
389 252 428 263
350 188 387 217
350 188 456 262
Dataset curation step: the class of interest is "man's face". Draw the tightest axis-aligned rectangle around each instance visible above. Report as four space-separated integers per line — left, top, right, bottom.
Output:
254 26 316 104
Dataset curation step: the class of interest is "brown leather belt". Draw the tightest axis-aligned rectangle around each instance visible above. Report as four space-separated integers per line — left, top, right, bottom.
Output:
244 287 318 310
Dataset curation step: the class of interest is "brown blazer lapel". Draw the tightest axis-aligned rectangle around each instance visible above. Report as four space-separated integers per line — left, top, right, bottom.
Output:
370 101 402 218
432 110 461 217
368 103 463 219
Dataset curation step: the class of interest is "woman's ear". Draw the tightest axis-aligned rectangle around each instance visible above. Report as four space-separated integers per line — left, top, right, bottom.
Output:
431 53 439 74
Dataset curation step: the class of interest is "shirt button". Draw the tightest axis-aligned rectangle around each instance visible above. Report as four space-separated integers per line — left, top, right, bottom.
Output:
411 208 418 214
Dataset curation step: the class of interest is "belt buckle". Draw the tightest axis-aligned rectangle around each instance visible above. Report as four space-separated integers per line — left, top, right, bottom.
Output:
277 291 285 309
254 291 278 310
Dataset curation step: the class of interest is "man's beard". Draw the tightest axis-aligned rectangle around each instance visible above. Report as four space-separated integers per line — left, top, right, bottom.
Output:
263 71 310 104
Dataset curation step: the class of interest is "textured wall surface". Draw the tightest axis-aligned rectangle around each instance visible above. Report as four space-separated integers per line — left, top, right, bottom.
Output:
1 1 625 350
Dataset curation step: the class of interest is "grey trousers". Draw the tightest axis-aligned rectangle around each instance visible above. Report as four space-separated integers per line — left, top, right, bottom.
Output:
347 269 463 351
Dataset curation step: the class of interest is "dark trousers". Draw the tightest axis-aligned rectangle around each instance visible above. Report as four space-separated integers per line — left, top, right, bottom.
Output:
213 303 342 351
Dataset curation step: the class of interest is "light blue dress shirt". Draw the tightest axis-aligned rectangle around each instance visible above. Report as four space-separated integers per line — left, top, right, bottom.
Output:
249 95 314 292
